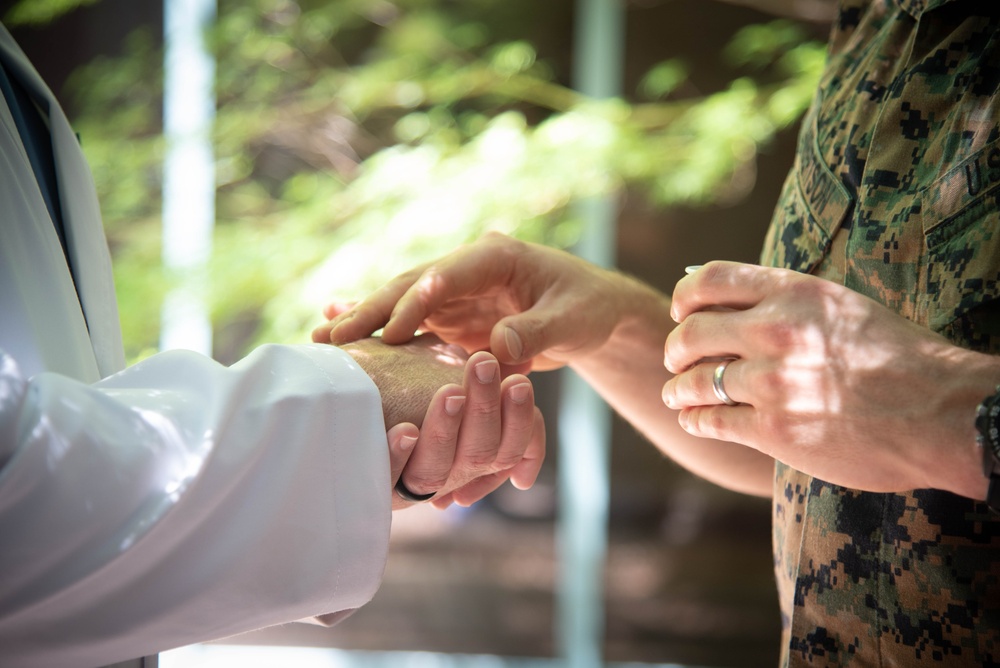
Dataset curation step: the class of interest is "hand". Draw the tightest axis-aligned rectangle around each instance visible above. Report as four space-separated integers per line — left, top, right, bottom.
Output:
312 233 637 373
344 335 545 509
339 334 468 429
661 261 999 499
318 237 775 497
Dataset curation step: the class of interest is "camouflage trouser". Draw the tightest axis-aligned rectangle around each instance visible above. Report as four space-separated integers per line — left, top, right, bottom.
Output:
760 0 1000 664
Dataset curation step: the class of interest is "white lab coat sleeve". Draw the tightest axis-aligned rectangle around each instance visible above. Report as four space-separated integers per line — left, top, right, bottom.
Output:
0 343 391 668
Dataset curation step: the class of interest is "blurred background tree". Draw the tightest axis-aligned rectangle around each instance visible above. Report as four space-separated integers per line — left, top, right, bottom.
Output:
4 0 825 364
2 1 835 663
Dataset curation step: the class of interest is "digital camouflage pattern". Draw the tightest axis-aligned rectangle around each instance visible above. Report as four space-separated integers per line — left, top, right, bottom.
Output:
760 0 1000 664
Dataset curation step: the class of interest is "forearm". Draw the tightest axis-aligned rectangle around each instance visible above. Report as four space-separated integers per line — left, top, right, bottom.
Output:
570 273 774 497
0 345 390 667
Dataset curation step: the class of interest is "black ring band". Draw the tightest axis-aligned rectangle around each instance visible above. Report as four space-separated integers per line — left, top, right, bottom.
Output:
394 479 436 503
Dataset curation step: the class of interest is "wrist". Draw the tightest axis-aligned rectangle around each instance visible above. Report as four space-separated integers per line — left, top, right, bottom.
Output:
975 382 1000 510
592 274 673 357
943 349 1000 503
571 274 673 384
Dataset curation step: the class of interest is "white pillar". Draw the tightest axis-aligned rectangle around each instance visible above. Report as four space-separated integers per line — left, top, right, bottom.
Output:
160 0 216 355
557 0 624 666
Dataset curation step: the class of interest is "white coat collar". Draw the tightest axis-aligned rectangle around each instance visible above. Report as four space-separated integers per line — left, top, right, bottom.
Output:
0 23 125 378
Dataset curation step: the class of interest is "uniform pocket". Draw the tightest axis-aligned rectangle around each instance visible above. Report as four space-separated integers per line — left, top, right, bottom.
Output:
920 142 1000 349
760 100 852 273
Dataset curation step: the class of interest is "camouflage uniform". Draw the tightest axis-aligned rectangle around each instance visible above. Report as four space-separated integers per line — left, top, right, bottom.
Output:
760 0 1000 664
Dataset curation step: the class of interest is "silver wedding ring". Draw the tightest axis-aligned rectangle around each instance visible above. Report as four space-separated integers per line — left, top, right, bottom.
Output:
712 359 738 406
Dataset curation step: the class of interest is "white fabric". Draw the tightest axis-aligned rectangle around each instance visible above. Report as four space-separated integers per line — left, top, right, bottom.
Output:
0 23 391 668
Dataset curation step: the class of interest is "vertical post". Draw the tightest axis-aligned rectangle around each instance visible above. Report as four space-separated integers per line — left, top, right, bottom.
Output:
161 0 216 355
557 0 624 666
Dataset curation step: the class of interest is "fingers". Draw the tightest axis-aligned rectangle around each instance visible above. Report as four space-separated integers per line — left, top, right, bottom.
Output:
314 233 614 372
508 407 546 490
315 268 427 345
676 404 756 447
386 422 419 490
434 378 544 508
312 301 359 343
662 358 749 410
446 351 503 480
450 363 537 484
489 314 563 367
396 383 466 498
663 308 750 374
671 261 791 322
321 236 518 347
392 350 525 506
444 472 512 508
381 233 524 338
490 375 536 472
486 290 614 368
399 364 543 511
321 301 356 321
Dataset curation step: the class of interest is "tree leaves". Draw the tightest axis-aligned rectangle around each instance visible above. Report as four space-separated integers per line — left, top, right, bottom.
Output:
63 1 823 361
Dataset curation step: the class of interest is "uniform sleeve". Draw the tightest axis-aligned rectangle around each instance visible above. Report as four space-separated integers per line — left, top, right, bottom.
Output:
0 343 391 668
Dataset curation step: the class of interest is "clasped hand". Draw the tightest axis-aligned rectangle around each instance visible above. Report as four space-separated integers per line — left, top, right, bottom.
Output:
338 334 544 510
661 261 995 499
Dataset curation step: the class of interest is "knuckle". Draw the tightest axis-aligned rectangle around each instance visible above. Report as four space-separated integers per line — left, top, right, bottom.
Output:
461 449 498 471
484 231 521 257
404 470 448 493
699 261 729 287
758 318 798 351
466 396 502 422
757 367 785 401
425 430 454 450
702 408 729 435
668 319 699 365
492 451 523 472
756 410 788 444
391 267 423 287
786 274 821 299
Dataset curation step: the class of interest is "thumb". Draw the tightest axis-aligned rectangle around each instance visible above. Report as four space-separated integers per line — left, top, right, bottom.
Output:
386 423 419 487
490 307 591 368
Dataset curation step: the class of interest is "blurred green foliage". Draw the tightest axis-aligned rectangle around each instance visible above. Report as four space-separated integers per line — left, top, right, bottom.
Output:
52 0 823 362
3 0 103 25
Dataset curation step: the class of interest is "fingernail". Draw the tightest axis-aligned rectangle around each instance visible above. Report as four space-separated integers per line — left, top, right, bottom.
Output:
684 265 703 275
475 360 498 384
399 434 417 451
445 395 466 416
509 382 531 405
504 327 523 361
661 384 674 409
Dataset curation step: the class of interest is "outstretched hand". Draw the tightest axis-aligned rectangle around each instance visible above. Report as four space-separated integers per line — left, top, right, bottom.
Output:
661 261 998 500
312 233 635 373
314 234 776 498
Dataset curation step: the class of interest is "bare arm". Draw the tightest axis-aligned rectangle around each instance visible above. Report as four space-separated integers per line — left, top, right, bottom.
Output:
569 271 773 497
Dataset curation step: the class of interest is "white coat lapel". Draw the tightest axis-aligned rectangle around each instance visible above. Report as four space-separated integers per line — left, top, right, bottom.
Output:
0 24 124 378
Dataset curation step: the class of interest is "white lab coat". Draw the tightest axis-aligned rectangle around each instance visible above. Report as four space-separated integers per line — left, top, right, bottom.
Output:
0 23 391 668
